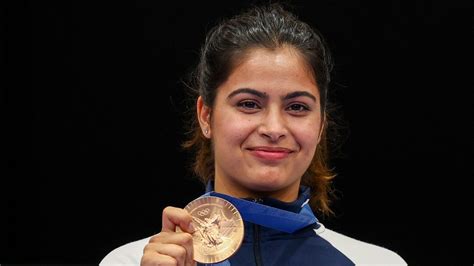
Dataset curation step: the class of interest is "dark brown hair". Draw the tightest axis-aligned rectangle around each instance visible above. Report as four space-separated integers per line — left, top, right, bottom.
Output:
183 3 336 215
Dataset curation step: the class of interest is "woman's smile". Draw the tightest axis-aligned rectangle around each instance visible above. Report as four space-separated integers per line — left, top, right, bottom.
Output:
246 146 294 161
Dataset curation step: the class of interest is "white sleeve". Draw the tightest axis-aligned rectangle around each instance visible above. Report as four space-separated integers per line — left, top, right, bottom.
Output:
99 237 151 266
315 224 407 266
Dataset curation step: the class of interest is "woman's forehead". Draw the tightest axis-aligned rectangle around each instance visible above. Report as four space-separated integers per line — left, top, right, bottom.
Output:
229 46 316 81
218 47 318 95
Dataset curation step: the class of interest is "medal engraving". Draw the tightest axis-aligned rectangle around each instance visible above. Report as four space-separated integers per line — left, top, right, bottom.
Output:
184 196 244 264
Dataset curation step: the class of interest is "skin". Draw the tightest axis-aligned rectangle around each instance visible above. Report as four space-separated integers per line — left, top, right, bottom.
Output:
141 46 323 265
198 46 323 202
141 207 195 266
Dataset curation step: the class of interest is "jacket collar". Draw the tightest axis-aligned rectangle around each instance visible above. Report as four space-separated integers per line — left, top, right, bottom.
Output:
205 181 311 213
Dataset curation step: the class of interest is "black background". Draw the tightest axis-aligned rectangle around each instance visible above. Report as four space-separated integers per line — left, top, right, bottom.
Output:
3 0 472 265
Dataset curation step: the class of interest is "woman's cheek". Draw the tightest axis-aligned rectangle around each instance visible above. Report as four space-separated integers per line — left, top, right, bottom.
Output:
294 123 321 149
230 117 257 137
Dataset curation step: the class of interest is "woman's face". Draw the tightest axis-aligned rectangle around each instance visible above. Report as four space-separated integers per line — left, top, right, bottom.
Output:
198 47 323 202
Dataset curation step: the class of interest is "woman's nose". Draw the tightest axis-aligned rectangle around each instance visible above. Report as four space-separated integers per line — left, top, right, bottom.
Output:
257 108 288 142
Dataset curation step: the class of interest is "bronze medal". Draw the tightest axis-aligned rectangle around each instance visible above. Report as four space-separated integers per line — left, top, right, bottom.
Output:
183 196 244 264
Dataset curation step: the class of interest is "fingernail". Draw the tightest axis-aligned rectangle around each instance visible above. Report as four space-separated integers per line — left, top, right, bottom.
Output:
188 222 195 233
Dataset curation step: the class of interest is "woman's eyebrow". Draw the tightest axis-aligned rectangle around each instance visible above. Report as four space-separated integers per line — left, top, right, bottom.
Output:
282 91 316 102
227 88 316 102
227 88 267 99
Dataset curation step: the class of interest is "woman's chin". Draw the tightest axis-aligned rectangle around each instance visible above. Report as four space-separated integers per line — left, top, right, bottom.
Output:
243 178 291 194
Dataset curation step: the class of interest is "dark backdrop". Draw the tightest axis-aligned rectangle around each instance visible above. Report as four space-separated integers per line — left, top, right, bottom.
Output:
3 0 472 265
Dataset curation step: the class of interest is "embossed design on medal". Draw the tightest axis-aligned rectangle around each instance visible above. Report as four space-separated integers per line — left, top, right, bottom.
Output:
183 196 244 264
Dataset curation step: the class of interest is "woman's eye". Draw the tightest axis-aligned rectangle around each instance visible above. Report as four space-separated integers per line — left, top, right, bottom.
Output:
287 103 309 112
237 101 260 109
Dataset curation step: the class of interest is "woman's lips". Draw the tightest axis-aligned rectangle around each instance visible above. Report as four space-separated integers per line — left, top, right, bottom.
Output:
247 147 293 160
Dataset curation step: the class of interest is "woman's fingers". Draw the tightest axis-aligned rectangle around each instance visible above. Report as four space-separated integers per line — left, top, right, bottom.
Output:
141 252 177 266
162 206 194 233
140 206 196 266
149 232 194 265
143 243 188 266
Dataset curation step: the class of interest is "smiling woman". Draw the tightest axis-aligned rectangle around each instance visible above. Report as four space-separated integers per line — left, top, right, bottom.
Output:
100 3 406 265
198 46 324 202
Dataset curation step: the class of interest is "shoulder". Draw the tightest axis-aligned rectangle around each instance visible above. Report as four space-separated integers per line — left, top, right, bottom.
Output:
100 236 151 265
314 223 407 265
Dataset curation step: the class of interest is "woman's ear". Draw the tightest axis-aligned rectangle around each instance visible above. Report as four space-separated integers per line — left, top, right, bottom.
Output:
197 96 212 138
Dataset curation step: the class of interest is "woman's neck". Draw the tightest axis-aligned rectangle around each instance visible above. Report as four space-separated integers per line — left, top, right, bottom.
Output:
214 178 300 202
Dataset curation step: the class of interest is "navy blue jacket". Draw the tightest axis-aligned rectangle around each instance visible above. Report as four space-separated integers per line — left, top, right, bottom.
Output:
100 187 406 265
198 186 353 266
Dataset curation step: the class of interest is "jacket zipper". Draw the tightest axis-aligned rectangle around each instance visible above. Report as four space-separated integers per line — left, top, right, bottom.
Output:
253 198 263 266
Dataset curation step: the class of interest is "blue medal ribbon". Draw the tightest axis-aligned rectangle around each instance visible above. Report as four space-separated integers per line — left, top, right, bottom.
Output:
202 191 318 234
199 185 319 266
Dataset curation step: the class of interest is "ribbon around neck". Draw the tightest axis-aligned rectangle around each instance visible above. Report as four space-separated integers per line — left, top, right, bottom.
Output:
202 191 318 233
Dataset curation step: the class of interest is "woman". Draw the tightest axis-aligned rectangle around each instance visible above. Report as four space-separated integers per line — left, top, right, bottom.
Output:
101 3 406 265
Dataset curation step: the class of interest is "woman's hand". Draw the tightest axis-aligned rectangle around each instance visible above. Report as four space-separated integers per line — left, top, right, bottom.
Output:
141 206 196 266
